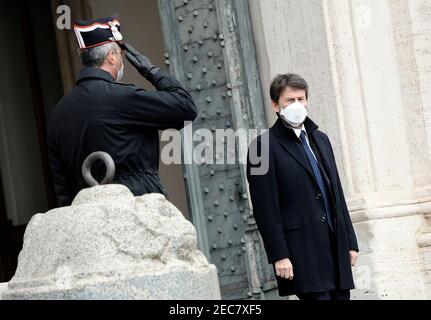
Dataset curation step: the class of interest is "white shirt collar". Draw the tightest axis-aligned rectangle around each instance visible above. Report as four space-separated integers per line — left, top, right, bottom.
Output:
292 124 318 161
292 124 306 139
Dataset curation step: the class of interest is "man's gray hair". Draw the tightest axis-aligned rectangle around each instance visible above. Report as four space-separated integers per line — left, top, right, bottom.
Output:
79 42 120 68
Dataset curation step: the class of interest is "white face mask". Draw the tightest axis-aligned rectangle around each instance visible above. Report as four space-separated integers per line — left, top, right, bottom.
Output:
112 57 124 82
280 101 308 127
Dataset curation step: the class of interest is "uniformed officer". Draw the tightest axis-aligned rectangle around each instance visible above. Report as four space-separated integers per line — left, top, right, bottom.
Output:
47 15 198 207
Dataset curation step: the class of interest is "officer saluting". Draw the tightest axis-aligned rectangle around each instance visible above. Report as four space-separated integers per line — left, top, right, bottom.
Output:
47 14 197 207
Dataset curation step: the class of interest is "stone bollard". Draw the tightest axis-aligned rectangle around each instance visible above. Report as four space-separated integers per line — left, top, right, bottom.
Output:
0 283 7 298
2 153 221 300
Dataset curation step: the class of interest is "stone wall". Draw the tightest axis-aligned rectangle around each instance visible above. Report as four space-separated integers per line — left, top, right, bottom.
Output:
249 0 431 299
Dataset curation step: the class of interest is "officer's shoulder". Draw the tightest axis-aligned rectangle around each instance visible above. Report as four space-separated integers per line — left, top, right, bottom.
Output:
110 82 148 92
49 94 71 124
113 81 135 87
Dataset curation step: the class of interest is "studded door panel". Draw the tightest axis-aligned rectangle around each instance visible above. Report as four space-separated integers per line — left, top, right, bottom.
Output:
159 0 277 300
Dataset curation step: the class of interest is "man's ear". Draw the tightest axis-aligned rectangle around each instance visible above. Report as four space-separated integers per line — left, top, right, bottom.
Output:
108 50 116 64
271 100 280 113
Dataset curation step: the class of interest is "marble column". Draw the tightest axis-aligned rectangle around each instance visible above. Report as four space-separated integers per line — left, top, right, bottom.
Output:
249 0 431 299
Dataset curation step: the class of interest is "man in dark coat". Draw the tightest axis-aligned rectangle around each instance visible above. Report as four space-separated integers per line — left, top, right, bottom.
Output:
47 15 197 207
247 74 359 300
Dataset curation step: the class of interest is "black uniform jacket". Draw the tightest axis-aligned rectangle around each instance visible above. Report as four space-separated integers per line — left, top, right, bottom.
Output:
247 117 359 296
47 67 197 207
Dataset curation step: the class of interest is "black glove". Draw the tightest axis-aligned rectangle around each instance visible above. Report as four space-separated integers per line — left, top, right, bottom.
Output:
124 43 159 78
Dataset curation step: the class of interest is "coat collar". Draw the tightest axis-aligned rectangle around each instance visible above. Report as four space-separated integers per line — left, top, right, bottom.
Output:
273 116 320 178
76 67 115 84
275 114 319 135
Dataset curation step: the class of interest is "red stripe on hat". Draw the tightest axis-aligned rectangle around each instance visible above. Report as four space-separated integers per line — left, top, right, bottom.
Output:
73 19 120 30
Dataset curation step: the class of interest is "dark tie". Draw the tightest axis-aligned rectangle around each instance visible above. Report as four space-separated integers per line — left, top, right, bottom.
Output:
299 131 334 231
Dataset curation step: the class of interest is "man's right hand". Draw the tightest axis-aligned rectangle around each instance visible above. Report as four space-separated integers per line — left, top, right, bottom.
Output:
275 258 294 280
124 43 159 78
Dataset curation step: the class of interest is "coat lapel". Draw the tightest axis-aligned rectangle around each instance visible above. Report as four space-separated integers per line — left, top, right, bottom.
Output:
274 119 314 178
309 132 338 196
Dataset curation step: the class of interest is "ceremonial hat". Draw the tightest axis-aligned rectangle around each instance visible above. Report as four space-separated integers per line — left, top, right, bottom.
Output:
73 14 124 49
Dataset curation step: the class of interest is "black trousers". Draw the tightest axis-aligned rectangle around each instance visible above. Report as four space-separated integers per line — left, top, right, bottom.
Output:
297 289 350 301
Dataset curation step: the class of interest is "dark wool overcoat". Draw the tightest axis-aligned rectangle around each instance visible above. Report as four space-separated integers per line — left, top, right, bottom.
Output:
247 117 359 296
